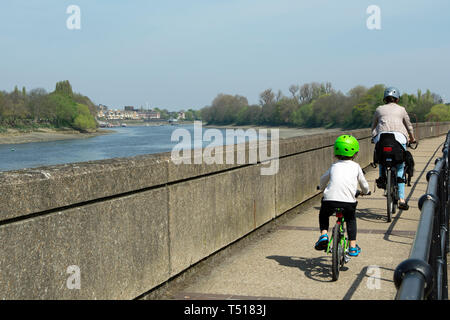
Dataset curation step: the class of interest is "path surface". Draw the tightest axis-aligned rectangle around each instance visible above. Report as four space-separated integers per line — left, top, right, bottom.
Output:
166 135 448 300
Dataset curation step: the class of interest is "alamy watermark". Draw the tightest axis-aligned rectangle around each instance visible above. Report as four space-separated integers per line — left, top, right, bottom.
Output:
366 5 381 30
170 121 279 175
366 265 381 290
66 265 81 289
66 5 81 30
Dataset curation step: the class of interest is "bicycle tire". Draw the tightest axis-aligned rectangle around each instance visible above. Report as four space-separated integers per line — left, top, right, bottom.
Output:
340 226 348 268
393 180 398 214
331 224 342 281
386 168 393 222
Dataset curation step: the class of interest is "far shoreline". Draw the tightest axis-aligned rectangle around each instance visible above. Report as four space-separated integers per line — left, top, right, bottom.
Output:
0 122 343 145
202 124 342 139
0 128 116 145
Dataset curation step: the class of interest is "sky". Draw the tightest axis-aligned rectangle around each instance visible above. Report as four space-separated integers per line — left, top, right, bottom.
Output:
1 0 449 111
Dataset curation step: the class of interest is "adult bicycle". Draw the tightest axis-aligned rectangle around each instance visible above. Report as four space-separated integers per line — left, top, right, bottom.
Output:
373 135 418 222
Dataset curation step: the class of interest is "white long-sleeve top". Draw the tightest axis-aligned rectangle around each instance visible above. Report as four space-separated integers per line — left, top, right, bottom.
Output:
319 160 370 203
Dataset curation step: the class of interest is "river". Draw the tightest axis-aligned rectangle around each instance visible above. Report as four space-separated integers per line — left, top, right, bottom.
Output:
0 124 261 172
0 124 338 172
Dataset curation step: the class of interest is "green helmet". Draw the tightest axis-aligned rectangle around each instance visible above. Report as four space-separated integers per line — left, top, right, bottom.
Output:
334 134 359 157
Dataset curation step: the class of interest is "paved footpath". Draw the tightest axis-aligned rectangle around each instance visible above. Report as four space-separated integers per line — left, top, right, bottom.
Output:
166 135 448 300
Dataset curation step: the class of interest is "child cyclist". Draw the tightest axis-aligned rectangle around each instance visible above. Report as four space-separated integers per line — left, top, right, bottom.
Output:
314 135 370 257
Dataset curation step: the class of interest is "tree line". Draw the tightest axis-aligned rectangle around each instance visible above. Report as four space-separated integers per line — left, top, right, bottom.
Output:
201 82 449 128
0 80 97 132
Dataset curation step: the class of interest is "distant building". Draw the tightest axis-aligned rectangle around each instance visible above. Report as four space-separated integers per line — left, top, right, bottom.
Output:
124 106 136 112
97 104 112 119
99 105 164 120
139 110 160 120
105 110 123 120
149 111 160 119
177 112 185 120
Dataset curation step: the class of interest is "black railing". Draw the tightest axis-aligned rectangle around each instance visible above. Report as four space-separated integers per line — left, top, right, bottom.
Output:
393 130 450 300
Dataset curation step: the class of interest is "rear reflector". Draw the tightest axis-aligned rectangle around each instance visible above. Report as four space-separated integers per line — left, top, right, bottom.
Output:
383 147 393 152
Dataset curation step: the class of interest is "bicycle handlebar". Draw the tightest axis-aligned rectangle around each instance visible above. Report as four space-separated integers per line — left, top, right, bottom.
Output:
408 141 418 150
355 190 371 198
317 186 371 197
371 137 419 150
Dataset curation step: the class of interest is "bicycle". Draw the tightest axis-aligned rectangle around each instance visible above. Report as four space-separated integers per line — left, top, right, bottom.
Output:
373 136 418 222
317 188 370 281
372 134 418 222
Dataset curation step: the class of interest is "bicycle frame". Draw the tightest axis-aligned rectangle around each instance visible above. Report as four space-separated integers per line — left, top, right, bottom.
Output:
326 211 349 254
382 162 406 221
327 209 350 281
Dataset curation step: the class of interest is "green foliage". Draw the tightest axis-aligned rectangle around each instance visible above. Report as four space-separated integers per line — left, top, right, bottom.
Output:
73 104 97 131
55 80 74 97
183 108 202 121
426 104 450 122
201 94 248 125
47 93 78 126
0 81 97 132
200 82 446 129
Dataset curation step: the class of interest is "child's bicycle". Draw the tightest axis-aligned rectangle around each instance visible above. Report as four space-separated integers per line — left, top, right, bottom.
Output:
318 189 371 281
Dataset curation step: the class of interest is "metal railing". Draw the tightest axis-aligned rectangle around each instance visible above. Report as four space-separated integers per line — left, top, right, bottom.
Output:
394 130 450 300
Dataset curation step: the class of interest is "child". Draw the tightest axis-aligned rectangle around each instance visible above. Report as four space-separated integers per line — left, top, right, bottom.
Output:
314 134 370 257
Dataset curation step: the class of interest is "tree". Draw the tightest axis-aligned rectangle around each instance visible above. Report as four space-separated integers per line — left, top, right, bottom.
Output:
201 93 248 124
73 104 97 131
276 97 298 125
289 85 299 100
426 104 450 122
55 80 74 97
47 93 78 127
291 103 313 127
28 88 48 122
299 83 312 103
259 89 275 106
184 110 195 121
73 93 97 117
348 85 367 100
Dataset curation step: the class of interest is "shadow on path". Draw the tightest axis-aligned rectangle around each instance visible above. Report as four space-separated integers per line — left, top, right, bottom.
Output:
266 255 348 283
383 142 443 242
342 266 395 300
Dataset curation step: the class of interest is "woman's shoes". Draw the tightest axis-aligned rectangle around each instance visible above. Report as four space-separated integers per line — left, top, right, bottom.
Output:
376 177 386 189
398 201 409 210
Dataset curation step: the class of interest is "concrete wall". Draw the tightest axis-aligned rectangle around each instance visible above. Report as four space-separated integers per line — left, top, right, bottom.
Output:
1 122 449 299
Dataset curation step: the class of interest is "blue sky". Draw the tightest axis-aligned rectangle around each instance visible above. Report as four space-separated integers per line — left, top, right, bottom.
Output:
1 0 449 110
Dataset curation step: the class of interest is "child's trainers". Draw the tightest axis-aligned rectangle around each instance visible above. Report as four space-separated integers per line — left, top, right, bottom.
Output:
314 234 329 251
348 245 361 257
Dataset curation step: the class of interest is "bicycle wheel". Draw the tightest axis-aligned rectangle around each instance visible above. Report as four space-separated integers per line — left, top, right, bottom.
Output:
392 182 398 214
331 224 342 281
340 231 348 268
386 168 393 222
393 167 399 214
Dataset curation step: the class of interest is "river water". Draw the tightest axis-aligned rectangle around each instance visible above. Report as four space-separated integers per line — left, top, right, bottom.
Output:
0 124 270 172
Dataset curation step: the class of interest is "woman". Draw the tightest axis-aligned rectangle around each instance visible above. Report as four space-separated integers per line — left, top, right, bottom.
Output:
371 87 416 210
